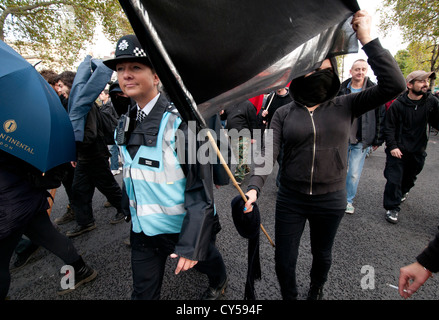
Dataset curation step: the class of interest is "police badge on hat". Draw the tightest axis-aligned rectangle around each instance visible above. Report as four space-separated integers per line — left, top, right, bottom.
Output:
103 34 152 71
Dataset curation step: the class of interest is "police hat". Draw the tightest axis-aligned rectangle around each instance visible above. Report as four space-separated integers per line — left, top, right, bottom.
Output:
103 34 152 71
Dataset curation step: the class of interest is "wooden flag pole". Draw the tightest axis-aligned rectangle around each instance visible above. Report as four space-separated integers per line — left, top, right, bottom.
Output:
206 130 275 247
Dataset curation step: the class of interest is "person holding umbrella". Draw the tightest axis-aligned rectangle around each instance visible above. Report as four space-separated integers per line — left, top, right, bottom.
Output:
0 39 97 298
244 10 406 300
103 35 227 300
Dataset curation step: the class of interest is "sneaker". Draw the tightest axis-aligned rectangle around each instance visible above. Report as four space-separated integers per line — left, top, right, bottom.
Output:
401 192 409 203
58 262 97 295
345 203 355 214
385 210 399 224
200 276 228 300
110 212 125 224
66 222 96 237
54 205 75 225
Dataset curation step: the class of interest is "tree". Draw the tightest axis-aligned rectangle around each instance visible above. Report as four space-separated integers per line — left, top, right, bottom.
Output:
0 0 132 70
379 0 439 89
395 42 432 78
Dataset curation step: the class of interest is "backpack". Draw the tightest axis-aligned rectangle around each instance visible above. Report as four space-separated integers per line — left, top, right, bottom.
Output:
98 106 118 145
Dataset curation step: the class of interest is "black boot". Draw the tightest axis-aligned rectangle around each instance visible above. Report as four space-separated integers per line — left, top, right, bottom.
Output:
58 257 97 295
200 276 228 300
307 284 324 300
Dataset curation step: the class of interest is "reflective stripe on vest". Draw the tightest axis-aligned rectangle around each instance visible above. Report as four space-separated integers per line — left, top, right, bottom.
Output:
121 111 186 236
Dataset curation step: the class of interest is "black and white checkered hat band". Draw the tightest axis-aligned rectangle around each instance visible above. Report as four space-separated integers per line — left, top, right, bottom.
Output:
133 47 147 57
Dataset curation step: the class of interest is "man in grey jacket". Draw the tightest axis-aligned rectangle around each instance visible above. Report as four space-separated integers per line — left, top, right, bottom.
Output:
339 59 386 214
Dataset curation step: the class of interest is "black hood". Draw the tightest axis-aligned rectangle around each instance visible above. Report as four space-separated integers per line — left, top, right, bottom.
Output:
397 90 428 108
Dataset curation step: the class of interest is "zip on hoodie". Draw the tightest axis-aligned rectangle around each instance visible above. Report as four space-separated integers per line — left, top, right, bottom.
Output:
308 109 317 195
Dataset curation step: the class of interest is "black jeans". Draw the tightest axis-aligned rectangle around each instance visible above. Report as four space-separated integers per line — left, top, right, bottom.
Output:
383 148 426 211
130 230 227 300
0 209 80 299
274 188 344 300
71 157 122 226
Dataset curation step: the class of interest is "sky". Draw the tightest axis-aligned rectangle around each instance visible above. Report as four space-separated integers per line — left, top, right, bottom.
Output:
341 0 407 81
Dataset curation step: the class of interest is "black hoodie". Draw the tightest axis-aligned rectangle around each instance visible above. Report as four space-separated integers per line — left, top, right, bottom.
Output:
384 91 439 153
248 39 406 197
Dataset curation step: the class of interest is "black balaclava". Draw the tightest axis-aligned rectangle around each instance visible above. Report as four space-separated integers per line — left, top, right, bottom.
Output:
290 57 340 107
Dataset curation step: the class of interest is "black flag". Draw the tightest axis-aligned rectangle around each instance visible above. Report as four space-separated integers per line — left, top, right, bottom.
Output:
118 0 360 124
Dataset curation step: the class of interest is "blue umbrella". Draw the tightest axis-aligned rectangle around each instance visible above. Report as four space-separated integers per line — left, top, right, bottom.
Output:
68 55 113 142
0 40 76 173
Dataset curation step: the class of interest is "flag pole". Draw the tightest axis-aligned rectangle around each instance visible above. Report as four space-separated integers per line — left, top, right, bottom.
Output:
206 131 275 247
118 0 275 247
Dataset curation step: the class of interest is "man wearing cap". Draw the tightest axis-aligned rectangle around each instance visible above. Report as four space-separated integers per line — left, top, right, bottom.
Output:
383 70 439 224
104 35 227 300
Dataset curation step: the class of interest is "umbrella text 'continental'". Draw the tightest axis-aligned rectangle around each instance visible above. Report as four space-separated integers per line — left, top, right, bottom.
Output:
0 133 35 154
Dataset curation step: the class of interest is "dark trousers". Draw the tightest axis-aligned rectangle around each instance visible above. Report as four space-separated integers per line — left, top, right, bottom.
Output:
62 164 75 204
383 148 426 211
130 231 226 300
274 189 344 300
0 209 80 299
71 157 122 226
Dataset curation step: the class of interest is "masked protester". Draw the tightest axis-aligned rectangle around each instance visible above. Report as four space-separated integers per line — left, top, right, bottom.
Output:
244 10 406 300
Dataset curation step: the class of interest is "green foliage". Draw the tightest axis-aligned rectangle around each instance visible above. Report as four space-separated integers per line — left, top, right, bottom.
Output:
395 42 433 78
379 0 439 88
0 0 132 70
379 0 439 41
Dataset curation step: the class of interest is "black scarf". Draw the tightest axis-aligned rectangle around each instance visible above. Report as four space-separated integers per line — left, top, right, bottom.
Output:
291 69 338 107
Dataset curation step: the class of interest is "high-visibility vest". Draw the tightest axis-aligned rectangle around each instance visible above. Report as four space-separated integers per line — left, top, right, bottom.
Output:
120 110 186 236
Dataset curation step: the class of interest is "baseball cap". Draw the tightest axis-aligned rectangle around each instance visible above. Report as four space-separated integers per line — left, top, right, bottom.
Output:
406 70 436 83
103 34 152 71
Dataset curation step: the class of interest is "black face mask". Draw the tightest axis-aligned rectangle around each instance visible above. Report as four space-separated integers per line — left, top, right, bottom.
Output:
291 69 338 107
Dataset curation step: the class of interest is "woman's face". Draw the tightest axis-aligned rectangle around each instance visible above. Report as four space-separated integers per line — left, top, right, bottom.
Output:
116 61 159 106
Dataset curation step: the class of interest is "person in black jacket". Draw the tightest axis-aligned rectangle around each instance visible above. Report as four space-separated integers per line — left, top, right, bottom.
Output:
0 151 97 299
382 70 439 224
398 231 439 298
260 86 293 129
65 102 124 237
338 59 386 214
244 10 406 300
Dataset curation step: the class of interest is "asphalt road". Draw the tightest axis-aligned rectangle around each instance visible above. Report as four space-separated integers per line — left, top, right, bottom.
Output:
7 134 439 304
